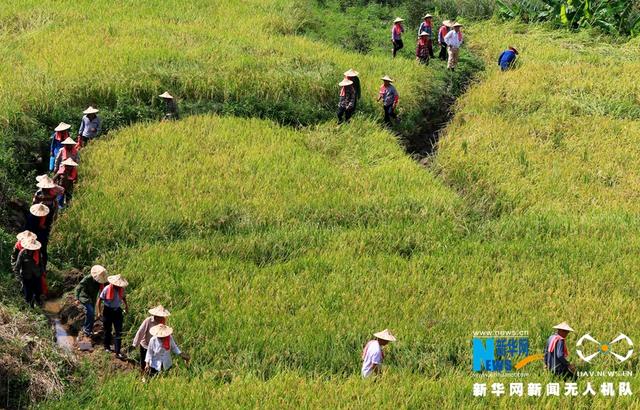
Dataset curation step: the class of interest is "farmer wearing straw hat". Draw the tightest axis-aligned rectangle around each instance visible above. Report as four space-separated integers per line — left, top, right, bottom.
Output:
32 175 63 218
54 158 78 207
145 324 189 376
133 305 171 371
98 274 129 359
77 106 101 146
337 79 356 124
159 91 179 121
12 237 44 308
75 265 109 337
498 46 519 71
53 137 79 175
25 203 52 272
343 69 361 104
391 17 405 58
418 14 435 58
416 31 431 65
362 329 397 377
544 322 577 380
444 23 464 71
11 231 37 270
377 76 399 125
49 122 71 171
438 20 453 61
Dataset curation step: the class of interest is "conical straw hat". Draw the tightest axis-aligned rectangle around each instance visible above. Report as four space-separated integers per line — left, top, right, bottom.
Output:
54 122 71 132
393 17 404 23
159 91 174 99
107 274 129 288
148 305 171 317
16 230 36 242
36 176 57 189
83 106 99 114
343 69 359 77
381 75 394 82
419 31 429 36
61 137 77 145
61 158 78 167
36 174 48 183
150 324 173 338
443 20 453 27
30 203 50 217
373 329 397 342
423 14 433 19
90 265 108 283
553 322 574 332
339 79 353 87
453 22 463 28
21 238 42 251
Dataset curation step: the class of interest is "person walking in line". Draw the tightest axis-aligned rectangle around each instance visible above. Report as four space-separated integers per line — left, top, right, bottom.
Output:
75 265 108 337
391 17 405 58
418 14 435 58
33 175 62 218
159 91 179 121
438 20 453 61
54 158 78 207
444 23 464 71
362 329 397 378
132 305 171 371
544 322 577 380
98 274 129 360
77 106 101 146
337 79 356 124
343 69 361 105
12 237 44 308
53 137 79 175
11 231 37 269
49 122 71 172
144 324 189 377
416 31 431 65
498 46 519 71
25 203 52 272
377 75 399 125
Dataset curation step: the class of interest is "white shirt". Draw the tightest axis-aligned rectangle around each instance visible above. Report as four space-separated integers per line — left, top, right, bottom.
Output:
361 340 383 378
145 336 181 371
444 30 463 48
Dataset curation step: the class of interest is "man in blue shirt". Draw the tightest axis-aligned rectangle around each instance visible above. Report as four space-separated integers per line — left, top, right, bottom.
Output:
498 46 519 71
544 322 577 380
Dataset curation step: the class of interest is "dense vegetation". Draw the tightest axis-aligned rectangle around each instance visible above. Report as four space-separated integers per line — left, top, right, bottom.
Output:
1 0 639 408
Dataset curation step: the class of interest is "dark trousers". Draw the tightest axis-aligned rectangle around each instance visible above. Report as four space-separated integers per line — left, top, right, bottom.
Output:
22 276 42 307
383 105 397 125
392 39 403 57
140 346 148 371
439 44 448 60
427 40 434 58
82 303 95 335
103 306 123 353
337 106 355 124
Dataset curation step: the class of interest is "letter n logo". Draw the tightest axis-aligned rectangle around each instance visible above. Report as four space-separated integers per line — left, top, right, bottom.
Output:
473 338 495 372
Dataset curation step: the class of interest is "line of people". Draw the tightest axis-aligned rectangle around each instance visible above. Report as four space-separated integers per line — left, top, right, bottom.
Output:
74 266 189 376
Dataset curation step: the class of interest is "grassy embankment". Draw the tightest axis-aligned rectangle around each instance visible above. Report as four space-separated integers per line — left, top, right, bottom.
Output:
44 21 640 409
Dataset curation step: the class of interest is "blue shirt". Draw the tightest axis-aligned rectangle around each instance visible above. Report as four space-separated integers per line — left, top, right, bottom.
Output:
498 50 517 71
100 285 125 309
418 22 433 38
78 115 101 138
543 334 570 373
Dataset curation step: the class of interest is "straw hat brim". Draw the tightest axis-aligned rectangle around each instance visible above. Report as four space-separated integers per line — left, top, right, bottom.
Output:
30 204 50 217
61 158 78 167
36 180 57 189
339 80 353 87
83 107 99 114
159 92 174 99
553 322 574 332
90 265 108 283
54 123 71 132
16 230 36 242
423 14 433 19
343 69 359 77
61 137 77 145
21 239 42 251
453 23 463 27
107 275 129 288
381 76 394 82
393 18 404 23
148 305 171 317
443 20 453 27
150 324 173 338
373 329 397 342
419 31 429 36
